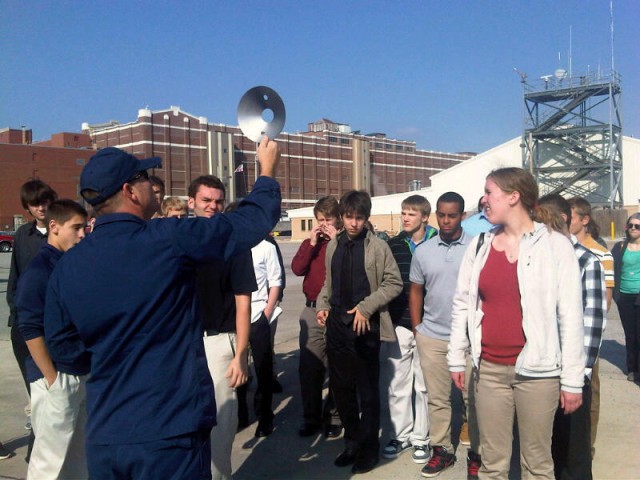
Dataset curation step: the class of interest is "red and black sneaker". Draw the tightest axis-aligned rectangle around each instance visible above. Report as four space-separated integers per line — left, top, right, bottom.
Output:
420 446 456 477
467 450 481 480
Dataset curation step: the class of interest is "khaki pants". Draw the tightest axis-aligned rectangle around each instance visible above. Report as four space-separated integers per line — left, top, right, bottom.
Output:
475 360 559 480
415 334 478 452
204 333 238 480
589 359 600 458
29 372 88 479
383 325 429 447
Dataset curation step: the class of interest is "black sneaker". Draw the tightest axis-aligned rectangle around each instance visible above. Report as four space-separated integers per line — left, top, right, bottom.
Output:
0 443 14 460
420 446 456 477
467 450 481 480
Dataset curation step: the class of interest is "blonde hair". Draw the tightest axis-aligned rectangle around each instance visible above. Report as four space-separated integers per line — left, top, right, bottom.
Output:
161 197 188 217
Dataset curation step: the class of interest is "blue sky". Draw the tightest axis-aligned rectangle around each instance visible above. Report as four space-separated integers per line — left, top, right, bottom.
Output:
1 1 638 153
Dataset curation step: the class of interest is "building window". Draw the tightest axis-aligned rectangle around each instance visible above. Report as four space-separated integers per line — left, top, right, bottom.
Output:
340 138 350 145
396 145 403 151
301 219 306 231
308 219 313 230
385 144 392 150
329 136 337 143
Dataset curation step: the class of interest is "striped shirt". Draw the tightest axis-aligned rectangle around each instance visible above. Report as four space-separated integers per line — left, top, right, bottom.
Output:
582 235 615 289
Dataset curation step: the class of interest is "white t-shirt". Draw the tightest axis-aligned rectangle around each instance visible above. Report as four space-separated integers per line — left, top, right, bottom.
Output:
250 239 283 323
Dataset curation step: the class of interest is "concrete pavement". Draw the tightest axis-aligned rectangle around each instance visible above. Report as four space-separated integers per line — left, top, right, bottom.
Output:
1 241 639 479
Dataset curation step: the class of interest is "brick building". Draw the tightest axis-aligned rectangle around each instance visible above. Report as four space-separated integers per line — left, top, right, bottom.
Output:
0 128 94 230
85 107 473 211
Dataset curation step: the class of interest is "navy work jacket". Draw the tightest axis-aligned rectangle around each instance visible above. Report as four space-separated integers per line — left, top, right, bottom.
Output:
44 176 280 445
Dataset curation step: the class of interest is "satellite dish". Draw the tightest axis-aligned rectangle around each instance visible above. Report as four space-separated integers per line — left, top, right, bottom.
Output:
237 86 286 143
554 69 567 80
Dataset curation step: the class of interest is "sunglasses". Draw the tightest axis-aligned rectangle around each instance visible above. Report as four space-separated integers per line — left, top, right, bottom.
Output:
127 170 149 184
627 223 640 231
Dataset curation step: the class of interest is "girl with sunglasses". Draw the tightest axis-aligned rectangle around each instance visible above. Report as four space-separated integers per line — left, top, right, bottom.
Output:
611 213 640 382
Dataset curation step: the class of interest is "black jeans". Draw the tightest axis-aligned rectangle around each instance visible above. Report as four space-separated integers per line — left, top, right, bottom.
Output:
616 293 640 373
326 312 380 457
551 379 593 480
250 313 274 422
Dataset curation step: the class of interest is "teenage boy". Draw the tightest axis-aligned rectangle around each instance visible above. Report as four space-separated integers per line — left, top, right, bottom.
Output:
383 195 435 464
539 194 606 480
568 196 613 457
149 175 165 218
316 190 403 475
161 196 189 218
249 234 283 437
291 196 342 438
410 192 480 478
16 199 88 478
7 180 58 394
7 179 57 460
189 176 256 480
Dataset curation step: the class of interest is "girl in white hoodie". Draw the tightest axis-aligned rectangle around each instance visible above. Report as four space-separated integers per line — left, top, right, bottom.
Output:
448 167 585 480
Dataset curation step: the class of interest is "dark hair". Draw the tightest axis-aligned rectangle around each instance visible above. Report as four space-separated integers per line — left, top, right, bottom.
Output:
487 167 538 218
188 175 226 200
20 180 58 209
224 201 239 213
625 213 640 241
339 190 371 219
437 192 465 213
538 194 571 229
568 197 600 238
477 196 484 213
45 199 87 229
401 194 431 217
149 175 165 190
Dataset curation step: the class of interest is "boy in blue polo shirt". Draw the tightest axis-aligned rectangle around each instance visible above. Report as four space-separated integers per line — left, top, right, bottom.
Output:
17 199 89 479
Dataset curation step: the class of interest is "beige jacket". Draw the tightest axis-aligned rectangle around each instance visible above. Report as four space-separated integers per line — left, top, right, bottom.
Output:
317 229 403 342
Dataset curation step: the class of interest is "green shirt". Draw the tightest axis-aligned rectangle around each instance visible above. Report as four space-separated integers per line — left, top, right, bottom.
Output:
620 248 640 294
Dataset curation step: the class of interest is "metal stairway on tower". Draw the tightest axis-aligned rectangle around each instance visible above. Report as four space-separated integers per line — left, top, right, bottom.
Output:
521 69 622 207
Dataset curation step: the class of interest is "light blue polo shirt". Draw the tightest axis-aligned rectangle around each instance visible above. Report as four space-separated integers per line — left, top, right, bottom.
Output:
461 209 494 237
409 229 470 340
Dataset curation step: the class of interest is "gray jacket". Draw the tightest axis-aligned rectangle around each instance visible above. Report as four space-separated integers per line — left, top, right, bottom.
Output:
317 229 403 342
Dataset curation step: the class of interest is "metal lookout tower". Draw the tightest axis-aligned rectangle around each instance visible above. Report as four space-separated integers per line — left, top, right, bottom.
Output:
519 68 622 207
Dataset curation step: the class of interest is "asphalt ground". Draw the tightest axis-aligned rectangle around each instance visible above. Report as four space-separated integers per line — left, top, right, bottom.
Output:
1 241 638 479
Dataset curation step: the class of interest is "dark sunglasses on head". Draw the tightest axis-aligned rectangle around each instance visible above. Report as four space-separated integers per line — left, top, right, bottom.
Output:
627 223 640 231
127 170 149 184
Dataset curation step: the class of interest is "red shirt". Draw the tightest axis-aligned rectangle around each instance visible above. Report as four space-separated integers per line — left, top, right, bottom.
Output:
291 238 328 302
479 245 526 365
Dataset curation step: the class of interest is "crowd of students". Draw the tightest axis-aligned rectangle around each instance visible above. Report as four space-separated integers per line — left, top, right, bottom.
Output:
2 139 638 480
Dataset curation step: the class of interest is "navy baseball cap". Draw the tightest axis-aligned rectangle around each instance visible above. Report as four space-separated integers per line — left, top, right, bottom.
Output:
80 147 162 206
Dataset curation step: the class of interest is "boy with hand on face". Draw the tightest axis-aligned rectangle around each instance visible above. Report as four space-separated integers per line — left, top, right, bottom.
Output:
16 199 89 479
316 190 403 475
291 196 342 438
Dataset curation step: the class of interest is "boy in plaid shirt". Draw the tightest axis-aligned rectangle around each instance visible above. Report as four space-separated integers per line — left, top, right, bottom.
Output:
540 194 606 480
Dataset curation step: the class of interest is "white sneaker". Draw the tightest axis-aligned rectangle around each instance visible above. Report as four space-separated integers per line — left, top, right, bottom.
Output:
382 439 411 459
412 445 430 464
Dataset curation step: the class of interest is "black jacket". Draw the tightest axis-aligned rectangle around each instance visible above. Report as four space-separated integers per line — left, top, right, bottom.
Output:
7 221 47 326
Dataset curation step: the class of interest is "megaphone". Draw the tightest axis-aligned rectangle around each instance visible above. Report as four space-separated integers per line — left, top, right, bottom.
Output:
237 86 286 142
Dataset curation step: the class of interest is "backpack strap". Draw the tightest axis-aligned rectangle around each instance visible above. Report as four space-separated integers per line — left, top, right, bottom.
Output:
475 232 485 255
